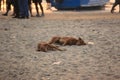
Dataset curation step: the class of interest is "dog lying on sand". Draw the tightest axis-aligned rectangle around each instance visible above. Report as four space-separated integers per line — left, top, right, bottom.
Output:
37 42 65 52
49 36 86 46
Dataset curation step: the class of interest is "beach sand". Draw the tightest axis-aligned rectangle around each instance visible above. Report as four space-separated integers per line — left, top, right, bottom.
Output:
0 2 120 80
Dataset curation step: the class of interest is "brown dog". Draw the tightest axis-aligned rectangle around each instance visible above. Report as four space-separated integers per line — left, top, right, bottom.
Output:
37 42 65 52
49 36 86 46
49 36 61 44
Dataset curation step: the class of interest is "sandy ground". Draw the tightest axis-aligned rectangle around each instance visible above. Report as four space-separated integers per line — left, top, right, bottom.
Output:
0 2 120 80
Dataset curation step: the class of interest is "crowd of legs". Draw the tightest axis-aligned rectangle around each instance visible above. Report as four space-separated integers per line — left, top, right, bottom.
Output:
1 0 119 18
0 0 52 19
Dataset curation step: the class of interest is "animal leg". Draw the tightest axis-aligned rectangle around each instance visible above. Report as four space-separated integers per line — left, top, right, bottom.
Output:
49 44 65 51
62 42 66 46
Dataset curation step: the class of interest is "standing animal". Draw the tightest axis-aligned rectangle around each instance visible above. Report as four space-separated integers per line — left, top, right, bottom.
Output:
111 0 120 13
37 42 65 52
49 36 86 46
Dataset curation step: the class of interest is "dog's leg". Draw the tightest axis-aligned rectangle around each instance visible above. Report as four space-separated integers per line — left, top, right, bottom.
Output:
62 42 66 46
49 44 65 51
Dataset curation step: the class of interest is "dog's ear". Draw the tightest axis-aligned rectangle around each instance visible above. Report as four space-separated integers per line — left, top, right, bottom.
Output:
78 37 86 45
78 37 82 40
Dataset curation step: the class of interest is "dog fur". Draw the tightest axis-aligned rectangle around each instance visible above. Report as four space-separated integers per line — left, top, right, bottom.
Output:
37 42 65 52
49 36 86 46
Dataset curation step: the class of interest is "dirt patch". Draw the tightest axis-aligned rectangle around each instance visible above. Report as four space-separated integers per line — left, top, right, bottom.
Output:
0 8 120 80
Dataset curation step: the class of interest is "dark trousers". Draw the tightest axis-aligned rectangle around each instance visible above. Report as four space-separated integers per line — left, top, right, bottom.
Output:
13 0 19 17
46 0 51 3
0 0 2 10
18 0 29 17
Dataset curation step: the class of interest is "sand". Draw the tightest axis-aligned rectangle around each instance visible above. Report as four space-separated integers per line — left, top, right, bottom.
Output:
0 3 120 80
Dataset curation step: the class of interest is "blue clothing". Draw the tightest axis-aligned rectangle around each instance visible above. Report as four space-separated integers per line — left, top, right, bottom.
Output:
18 0 29 17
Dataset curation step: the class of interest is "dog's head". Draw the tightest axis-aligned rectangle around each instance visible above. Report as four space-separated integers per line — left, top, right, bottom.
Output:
76 37 86 45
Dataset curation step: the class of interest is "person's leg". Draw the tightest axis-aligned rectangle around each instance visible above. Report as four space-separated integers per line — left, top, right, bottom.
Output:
11 4 15 16
119 3 120 13
3 0 13 16
28 0 33 17
29 5 33 16
18 0 28 19
13 0 20 18
7 2 12 14
0 0 1 10
39 2 44 16
34 2 40 16
24 0 29 18
111 2 118 13
18 0 25 18
3 3 10 15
